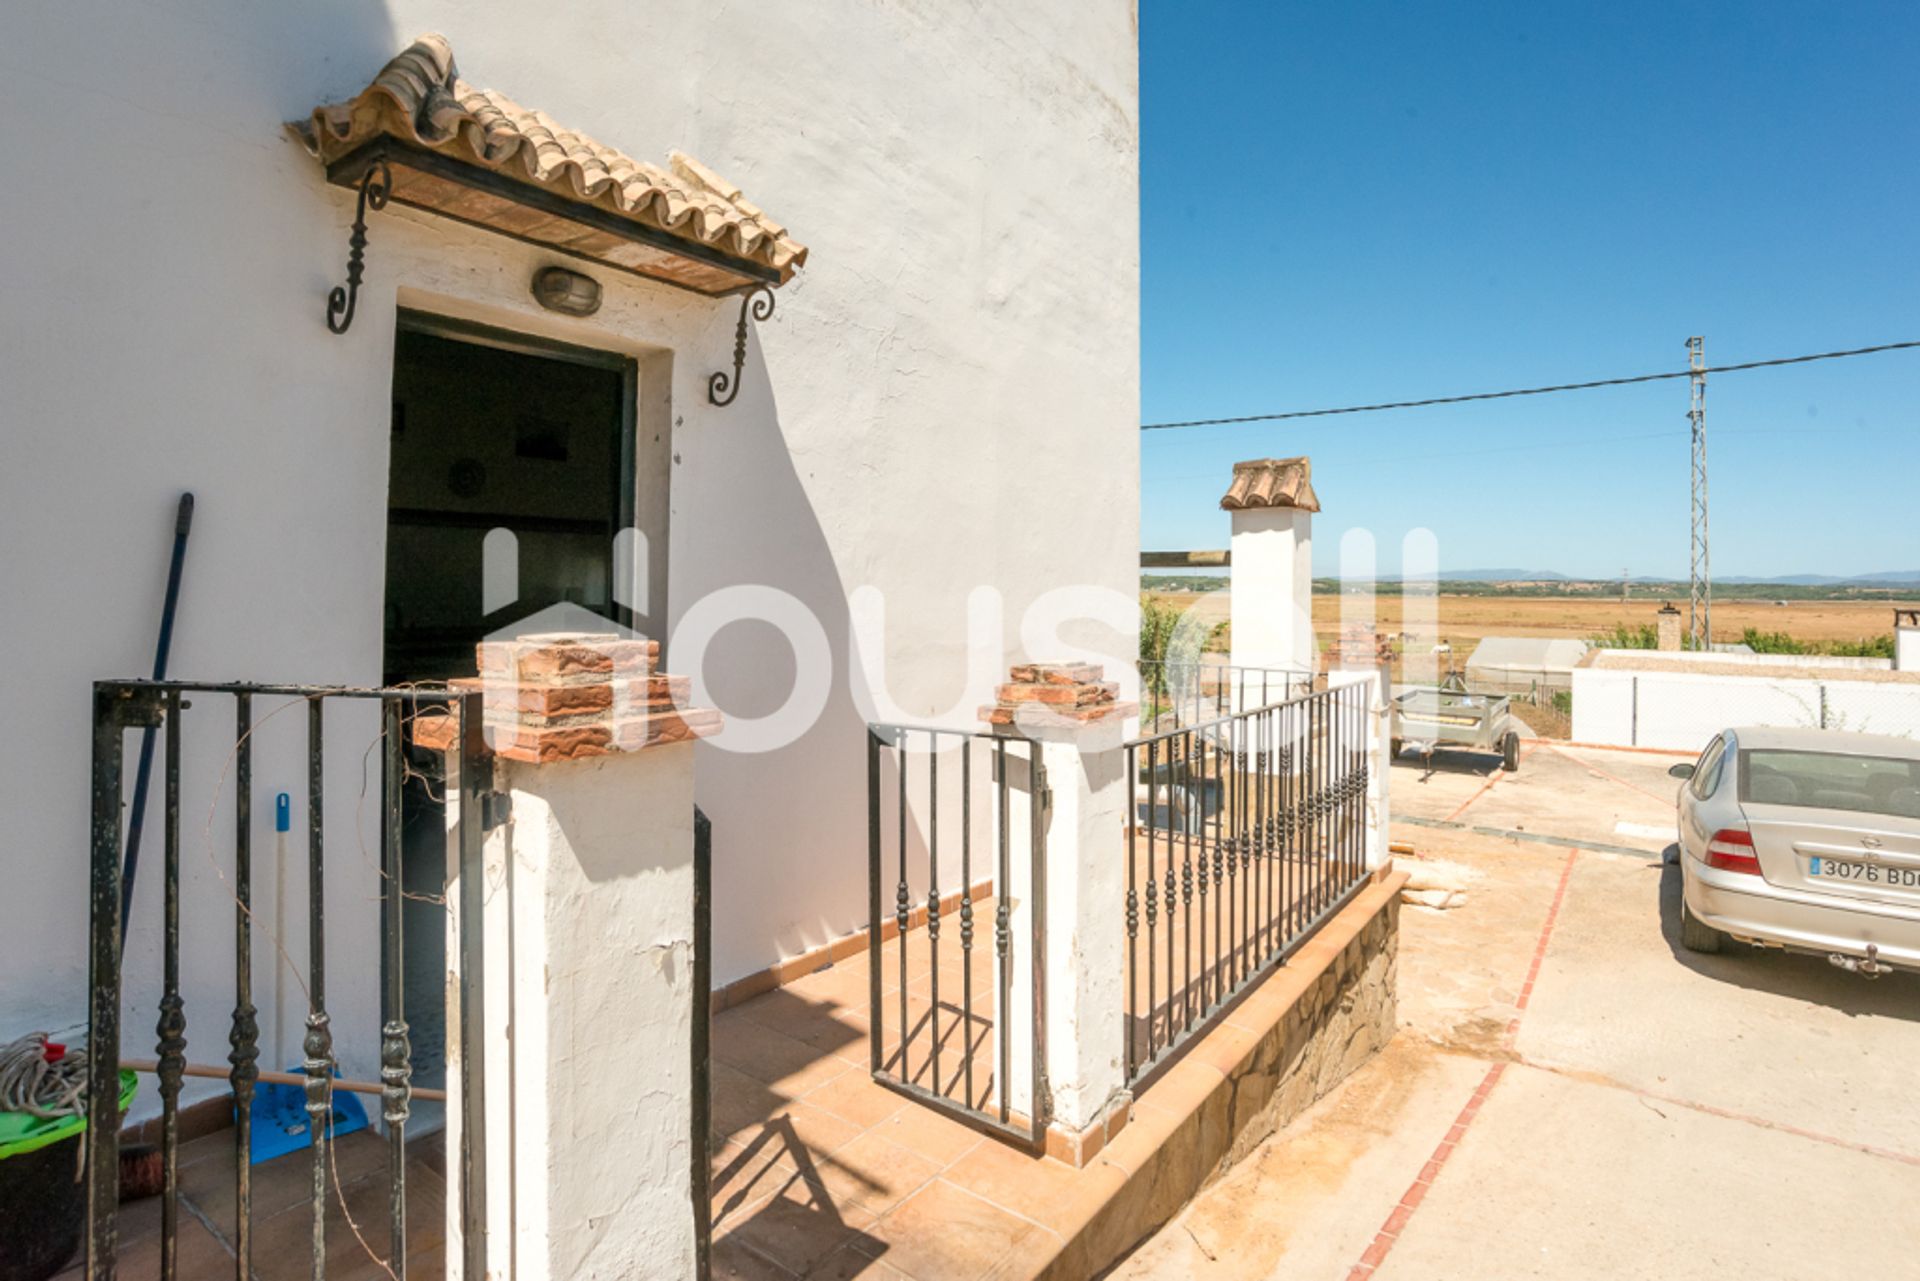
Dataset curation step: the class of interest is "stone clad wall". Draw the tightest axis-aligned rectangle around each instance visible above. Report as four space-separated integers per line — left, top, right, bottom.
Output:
1215 897 1400 1174
1044 879 1403 1280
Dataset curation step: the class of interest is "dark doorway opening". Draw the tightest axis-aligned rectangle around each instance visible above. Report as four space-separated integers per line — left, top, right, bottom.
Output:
383 311 638 1125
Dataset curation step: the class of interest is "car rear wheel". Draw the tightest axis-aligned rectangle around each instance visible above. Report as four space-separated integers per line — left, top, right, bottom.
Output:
1680 899 1727 954
1501 731 1520 771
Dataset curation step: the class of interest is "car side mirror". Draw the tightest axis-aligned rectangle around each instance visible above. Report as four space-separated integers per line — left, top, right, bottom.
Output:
1668 763 1695 780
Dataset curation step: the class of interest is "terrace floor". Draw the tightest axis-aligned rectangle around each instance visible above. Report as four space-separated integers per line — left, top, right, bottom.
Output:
709 865 1395 1281
55 1127 446 1281
80 865 1383 1281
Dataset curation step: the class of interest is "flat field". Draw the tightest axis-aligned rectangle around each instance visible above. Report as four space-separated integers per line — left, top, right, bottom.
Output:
1147 591 1916 651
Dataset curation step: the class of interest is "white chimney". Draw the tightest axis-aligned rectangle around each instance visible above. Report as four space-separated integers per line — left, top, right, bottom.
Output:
1897 609 1920 672
1225 458 1318 676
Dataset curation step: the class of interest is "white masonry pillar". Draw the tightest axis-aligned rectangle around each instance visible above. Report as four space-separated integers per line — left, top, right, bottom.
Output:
983 665 1134 1160
430 633 722 1281
1896 610 1920 672
1226 458 1319 682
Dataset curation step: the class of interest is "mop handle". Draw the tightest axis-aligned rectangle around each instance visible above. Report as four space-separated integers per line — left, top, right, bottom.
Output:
118 493 194 948
274 792 290 1064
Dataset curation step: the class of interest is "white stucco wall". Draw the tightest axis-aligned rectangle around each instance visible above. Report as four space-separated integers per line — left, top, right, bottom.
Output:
1572 663 1920 751
1229 507 1314 675
0 2 1139 1116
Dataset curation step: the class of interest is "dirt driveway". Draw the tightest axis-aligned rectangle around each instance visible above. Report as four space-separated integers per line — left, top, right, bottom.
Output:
1112 745 1920 1280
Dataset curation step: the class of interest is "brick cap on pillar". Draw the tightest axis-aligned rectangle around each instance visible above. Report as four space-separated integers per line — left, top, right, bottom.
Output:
980 662 1136 743
412 632 722 763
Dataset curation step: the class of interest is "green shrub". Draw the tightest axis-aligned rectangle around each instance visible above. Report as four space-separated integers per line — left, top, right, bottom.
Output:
1827 634 1895 659
1741 627 1809 655
1590 623 1660 649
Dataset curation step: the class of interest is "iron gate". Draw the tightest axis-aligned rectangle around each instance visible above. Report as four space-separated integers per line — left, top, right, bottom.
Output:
84 680 493 1280
865 725 1049 1147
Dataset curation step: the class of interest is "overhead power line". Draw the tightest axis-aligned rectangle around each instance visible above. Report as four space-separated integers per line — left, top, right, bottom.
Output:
1139 339 1920 431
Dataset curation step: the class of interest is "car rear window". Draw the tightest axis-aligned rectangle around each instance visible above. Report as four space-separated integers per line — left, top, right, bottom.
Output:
1740 749 1920 819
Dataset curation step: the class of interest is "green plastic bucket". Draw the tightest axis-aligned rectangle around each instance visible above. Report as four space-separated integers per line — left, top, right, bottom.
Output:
0 1070 137 1281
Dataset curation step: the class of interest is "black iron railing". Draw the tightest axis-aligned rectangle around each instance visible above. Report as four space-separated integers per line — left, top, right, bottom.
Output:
1137 660 1310 732
1123 681 1373 1087
85 680 493 1281
867 725 1048 1146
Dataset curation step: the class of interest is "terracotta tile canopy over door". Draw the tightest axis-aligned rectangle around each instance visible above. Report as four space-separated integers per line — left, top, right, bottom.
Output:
291 33 808 296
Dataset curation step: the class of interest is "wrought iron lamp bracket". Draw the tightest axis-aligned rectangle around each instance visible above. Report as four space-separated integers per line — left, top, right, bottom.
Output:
708 286 775 407
326 160 393 336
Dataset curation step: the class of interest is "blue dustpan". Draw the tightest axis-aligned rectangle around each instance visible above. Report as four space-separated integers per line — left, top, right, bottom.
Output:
244 1065 369 1165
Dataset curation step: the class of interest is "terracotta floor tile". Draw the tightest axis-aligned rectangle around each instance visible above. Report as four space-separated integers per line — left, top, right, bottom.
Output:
725 1100 867 1169
864 1179 1045 1281
805 1130 944 1217
712 1232 802 1279
718 1176 881 1277
941 1138 1127 1237
810 1241 915 1279
57 1190 235 1281
801 1069 909 1130
714 1060 795 1142
865 1105 988 1168
737 986 870 1054
712 1135 803 1227
716 1013 856 1094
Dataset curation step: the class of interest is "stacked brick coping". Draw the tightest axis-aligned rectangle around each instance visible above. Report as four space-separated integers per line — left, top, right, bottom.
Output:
1324 624 1392 669
980 661 1137 732
414 632 722 763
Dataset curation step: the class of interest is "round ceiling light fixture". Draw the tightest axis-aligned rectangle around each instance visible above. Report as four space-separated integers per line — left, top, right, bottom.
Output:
531 266 603 317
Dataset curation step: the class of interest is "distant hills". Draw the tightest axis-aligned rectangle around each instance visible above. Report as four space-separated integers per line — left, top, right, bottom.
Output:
1382 569 1920 587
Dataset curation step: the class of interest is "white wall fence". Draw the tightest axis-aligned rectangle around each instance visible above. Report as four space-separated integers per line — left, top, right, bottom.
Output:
1572 663 1920 751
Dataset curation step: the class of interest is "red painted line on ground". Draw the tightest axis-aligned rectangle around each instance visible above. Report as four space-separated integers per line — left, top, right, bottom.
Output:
1535 740 1675 807
1345 848 1579 1280
1439 742 1535 824
1555 739 1694 757
1506 848 1579 1045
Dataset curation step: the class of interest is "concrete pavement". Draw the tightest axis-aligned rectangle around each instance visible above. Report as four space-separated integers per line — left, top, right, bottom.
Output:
1112 744 1920 1280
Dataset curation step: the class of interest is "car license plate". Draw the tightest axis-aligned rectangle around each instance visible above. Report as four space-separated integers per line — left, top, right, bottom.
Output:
1808 856 1920 889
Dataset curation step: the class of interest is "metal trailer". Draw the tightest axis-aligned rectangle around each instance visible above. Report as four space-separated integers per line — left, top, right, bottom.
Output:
1390 684 1522 771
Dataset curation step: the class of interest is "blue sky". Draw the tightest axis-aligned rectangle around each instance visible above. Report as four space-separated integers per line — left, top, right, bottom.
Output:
1141 3 1920 578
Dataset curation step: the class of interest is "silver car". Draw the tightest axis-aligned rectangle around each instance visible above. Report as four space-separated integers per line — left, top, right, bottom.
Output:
1670 726 1920 975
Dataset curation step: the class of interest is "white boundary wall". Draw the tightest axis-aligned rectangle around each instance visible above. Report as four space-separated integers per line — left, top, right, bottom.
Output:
1572 655 1920 751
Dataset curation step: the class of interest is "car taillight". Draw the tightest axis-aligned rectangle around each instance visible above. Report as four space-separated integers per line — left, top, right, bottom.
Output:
1706 827 1761 875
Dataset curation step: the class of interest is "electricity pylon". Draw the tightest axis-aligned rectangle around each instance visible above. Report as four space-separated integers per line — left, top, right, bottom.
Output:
1687 336 1710 650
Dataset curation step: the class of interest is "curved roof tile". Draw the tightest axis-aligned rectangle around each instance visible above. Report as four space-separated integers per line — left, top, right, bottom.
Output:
1220 458 1320 512
294 35 807 284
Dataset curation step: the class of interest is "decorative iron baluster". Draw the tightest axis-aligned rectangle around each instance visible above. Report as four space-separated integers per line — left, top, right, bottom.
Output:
1145 739 1160 1060
157 690 186 1281
454 691 491 1281
1125 744 1138 1080
868 729 884 1077
1162 736 1177 1051
1028 750 1050 1130
380 698 412 1279
305 697 332 1281
1144 741 1159 1060
1194 729 1209 1018
896 742 910 1083
88 685 145 1276
230 693 259 1281
995 740 1012 1123
927 742 940 1098
960 744 974 1108
1181 731 1195 1032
